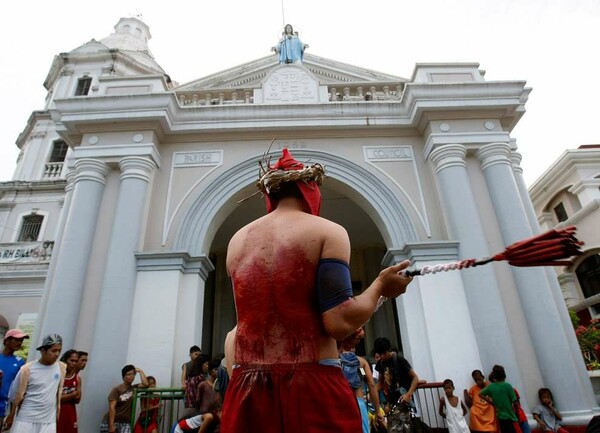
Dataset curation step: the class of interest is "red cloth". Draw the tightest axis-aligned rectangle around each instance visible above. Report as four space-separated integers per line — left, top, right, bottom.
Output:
57 374 79 433
221 363 361 433
264 148 322 216
133 397 160 433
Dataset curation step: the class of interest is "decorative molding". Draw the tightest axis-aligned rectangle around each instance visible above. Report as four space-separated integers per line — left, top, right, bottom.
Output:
72 144 161 168
135 251 215 280
382 241 460 266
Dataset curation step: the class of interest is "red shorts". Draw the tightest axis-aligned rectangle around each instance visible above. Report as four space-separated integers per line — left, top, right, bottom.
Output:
221 363 361 433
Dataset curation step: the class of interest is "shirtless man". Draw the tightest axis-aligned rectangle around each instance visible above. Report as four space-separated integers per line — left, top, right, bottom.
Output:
220 149 413 433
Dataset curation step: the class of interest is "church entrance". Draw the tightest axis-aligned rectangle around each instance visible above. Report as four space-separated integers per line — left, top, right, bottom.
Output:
203 178 402 358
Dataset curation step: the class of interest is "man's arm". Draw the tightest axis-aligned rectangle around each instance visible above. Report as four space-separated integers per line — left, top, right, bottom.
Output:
321 223 412 340
401 369 419 404
108 399 117 433
360 356 384 425
533 413 548 431
224 326 236 378
181 363 187 389
463 388 473 407
136 368 149 388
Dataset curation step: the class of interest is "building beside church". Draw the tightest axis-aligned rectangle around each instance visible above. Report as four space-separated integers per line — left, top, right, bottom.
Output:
529 145 600 323
0 17 597 431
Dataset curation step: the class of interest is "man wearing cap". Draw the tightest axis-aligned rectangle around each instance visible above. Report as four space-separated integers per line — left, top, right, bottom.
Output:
220 149 413 433
4 334 65 433
0 329 28 429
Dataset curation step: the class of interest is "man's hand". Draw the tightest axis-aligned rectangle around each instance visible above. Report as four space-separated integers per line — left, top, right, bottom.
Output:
401 391 413 405
377 260 413 299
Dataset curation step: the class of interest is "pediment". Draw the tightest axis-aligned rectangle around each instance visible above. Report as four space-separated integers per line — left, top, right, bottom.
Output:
174 53 406 92
70 39 111 55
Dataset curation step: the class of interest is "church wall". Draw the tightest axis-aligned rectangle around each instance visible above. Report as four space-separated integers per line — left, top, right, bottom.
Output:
0 288 43 329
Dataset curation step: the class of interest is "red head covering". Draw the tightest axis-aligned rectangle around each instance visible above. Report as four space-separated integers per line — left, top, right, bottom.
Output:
263 148 322 216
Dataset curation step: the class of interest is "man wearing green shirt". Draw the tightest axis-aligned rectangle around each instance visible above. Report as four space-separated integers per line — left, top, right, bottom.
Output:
480 365 518 433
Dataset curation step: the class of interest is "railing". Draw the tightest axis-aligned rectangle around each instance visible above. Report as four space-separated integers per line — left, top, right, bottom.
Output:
43 162 64 179
176 83 405 107
131 387 185 433
414 382 447 433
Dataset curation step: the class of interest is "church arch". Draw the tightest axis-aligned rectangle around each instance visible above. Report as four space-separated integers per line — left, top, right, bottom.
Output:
174 149 418 257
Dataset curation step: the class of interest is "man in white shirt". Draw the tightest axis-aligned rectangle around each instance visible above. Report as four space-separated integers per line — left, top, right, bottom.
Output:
4 334 65 433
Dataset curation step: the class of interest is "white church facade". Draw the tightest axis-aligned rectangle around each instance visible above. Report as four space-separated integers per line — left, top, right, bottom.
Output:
1 17 598 431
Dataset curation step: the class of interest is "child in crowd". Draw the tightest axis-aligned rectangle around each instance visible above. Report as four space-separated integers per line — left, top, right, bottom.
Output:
439 379 470 433
514 387 531 433
464 369 496 433
480 365 518 433
172 403 221 433
533 388 568 433
134 376 160 433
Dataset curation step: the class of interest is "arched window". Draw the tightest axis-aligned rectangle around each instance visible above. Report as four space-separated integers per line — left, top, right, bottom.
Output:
576 254 600 314
18 214 44 242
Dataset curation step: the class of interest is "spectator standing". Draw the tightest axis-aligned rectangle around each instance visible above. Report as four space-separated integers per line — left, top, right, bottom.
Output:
339 327 385 433
464 369 496 433
181 346 201 389
373 337 419 409
4 334 65 433
439 379 470 433
133 376 160 433
100 365 149 433
0 329 29 430
57 350 81 433
75 352 88 374
532 388 568 433
480 365 518 433
514 387 531 433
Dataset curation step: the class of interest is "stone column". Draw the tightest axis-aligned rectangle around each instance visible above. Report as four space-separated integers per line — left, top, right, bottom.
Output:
31 169 76 357
477 142 596 414
127 252 214 388
79 156 157 433
37 159 108 349
428 144 523 388
511 147 596 408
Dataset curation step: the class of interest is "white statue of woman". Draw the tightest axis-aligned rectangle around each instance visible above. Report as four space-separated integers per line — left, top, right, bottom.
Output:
272 24 308 64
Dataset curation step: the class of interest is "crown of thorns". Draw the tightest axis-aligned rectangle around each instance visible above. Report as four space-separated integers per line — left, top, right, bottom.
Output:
256 160 326 195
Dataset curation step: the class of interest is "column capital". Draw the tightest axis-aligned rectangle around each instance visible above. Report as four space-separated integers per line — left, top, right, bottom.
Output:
428 144 466 173
476 142 512 171
65 170 76 192
509 150 524 174
119 156 157 182
74 158 109 185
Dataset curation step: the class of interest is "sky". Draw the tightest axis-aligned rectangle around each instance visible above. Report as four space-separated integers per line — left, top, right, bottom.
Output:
1 0 599 186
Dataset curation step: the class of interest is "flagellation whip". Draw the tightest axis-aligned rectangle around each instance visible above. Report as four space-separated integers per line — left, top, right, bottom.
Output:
374 226 583 311
403 225 583 276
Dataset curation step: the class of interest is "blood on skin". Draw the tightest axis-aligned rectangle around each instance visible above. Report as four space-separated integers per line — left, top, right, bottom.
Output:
232 244 324 364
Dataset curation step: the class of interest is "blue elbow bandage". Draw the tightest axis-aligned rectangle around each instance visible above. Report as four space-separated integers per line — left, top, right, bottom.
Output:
317 259 353 313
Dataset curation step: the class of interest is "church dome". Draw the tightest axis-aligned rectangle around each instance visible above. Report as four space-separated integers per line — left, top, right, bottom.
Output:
100 17 154 57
